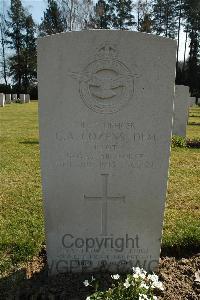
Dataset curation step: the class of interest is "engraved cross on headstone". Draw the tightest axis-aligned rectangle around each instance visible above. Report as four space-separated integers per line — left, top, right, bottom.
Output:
84 174 125 236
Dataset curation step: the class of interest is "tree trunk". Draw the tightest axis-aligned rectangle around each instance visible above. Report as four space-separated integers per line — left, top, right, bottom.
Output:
69 0 74 31
0 17 8 86
165 4 169 37
17 41 21 91
137 1 140 31
183 25 188 71
159 2 162 34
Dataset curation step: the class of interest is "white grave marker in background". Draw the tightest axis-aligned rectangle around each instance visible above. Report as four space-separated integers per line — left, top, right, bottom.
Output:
25 94 30 103
189 97 196 107
0 93 5 107
20 94 26 103
5 94 12 104
173 85 190 137
12 94 18 102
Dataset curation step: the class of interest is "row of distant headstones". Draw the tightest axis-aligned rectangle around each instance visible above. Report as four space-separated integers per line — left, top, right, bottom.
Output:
0 92 197 107
0 93 30 106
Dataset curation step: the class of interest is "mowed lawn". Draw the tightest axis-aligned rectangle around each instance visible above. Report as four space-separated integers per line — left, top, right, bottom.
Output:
0 103 200 276
0 103 43 276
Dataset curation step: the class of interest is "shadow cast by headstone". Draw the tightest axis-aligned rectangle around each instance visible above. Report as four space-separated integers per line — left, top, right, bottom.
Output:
161 244 200 259
0 248 111 300
19 140 39 145
0 265 49 300
1 245 200 299
0 268 110 300
186 139 200 148
188 122 200 126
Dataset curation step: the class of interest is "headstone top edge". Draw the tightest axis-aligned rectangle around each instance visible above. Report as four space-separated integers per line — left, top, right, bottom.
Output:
175 85 190 91
37 30 177 47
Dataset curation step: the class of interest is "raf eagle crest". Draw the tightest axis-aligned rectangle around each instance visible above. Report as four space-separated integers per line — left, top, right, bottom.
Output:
70 42 135 114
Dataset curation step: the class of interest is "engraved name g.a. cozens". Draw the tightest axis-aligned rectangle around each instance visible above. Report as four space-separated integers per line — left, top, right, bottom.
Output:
70 42 137 114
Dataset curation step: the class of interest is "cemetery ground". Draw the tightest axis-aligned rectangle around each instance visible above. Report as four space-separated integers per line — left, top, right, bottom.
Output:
0 102 200 299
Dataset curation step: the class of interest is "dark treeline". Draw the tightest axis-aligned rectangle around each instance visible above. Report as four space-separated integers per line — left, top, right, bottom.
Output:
0 0 199 100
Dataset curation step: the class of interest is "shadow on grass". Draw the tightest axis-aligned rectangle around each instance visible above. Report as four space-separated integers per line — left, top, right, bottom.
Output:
0 248 109 300
20 140 39 145
161 244 200 258
0 246 200 299
187 139 200 148
188 122 200 126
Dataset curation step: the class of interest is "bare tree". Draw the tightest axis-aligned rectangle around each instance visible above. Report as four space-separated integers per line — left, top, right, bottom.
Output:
59 0 94 30
78 0 95 29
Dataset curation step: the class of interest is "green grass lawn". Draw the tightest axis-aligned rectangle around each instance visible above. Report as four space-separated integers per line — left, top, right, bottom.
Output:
0 103 200 276
0 103 43 276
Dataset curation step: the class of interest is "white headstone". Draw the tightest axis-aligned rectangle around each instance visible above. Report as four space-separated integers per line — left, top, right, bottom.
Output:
25 94 30 103
0 93 5 107
189 97 196 107
20 94 26 103
12 94 18 102
38 31 176 275
5 94 12 104
173 85 190 137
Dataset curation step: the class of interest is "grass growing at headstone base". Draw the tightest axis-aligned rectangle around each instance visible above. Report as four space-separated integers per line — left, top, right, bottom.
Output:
0 103 199 276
